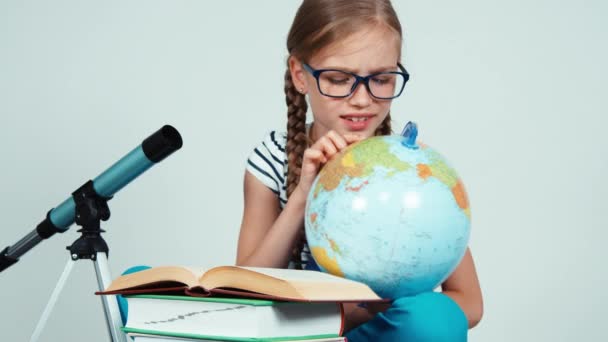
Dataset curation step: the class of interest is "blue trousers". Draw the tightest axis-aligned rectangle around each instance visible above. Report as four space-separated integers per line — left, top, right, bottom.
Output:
305 260 468 342
118 264 468 341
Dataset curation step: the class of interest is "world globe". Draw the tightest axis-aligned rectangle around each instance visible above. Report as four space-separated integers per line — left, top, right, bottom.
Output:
304 122 471 299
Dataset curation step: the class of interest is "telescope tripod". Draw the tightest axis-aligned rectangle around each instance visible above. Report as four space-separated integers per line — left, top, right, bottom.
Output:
30 181 126 342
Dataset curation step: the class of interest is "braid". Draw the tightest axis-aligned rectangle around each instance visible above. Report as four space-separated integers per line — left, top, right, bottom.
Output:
284 66 308 269
285 68 308 198
375 113 393 136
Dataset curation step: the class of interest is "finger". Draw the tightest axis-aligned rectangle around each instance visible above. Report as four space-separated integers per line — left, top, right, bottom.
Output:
343 133 364 144
313 136 338 156
303 148 327 164
325 130 348 150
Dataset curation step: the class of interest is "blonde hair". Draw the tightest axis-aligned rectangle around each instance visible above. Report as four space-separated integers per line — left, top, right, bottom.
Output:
284 0 402 267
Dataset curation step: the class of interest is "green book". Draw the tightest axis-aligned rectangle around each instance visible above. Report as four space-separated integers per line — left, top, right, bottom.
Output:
126 332 346 341
121 295 344 341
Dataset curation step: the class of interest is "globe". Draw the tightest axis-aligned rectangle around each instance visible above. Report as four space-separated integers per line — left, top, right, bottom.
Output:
304 123 471 299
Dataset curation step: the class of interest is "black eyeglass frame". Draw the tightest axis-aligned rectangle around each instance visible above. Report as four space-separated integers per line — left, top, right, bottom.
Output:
302 63 410 99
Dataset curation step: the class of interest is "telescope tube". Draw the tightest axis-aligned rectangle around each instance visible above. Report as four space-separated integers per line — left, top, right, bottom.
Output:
0 125 183 272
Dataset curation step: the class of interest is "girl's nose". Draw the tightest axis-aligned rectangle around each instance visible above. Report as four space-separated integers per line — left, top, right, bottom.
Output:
348 82 373 107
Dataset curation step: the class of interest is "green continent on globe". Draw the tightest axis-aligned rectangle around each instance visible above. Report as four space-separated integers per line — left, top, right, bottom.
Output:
420 146 459 188
417 145 470 218
313 138 411 197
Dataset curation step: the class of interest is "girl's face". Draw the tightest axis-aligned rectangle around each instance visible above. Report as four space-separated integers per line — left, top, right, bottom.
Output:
290 24 401 140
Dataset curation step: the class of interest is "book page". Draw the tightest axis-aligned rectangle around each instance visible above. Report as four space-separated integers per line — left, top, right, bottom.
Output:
237 267 382 301
239 267 361 284
185 265 355 285
182 266 210 278
103 266 200 292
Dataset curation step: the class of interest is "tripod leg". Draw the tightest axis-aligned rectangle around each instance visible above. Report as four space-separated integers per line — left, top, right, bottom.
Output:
94 252 127 342
30 257 76 342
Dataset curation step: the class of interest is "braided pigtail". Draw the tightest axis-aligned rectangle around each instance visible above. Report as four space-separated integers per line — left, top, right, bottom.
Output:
375 113 393 136
285 68 308 198
284 66 309 269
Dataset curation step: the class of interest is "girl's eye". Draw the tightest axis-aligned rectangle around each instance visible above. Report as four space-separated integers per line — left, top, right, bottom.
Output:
321 72 353 85
328 77 350 85
371 76 392 85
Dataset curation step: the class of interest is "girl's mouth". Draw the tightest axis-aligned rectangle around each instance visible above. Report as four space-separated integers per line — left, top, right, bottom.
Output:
344 117 369 122
340 115 375 130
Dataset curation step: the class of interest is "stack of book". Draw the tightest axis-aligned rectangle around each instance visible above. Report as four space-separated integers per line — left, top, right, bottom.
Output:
99 265 384 342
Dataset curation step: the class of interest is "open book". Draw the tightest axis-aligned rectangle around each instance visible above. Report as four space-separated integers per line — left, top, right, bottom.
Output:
97 265 384 302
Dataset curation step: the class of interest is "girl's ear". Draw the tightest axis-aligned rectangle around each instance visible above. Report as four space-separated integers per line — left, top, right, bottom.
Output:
288 56 308 94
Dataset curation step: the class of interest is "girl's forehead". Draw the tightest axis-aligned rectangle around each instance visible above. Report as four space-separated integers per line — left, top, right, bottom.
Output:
310 25 401 71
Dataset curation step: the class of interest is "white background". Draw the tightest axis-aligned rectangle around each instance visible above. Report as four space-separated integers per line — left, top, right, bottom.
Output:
0 1 606 341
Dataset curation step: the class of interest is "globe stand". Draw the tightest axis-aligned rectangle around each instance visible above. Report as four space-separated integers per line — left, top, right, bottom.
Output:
30 181 127 342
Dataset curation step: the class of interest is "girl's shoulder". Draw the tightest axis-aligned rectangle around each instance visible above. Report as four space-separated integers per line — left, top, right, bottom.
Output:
258 122 311 152
261 130 287 153
247 130 289 206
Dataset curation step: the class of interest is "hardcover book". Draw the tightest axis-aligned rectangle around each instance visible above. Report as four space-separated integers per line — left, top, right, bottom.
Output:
98 266 383 302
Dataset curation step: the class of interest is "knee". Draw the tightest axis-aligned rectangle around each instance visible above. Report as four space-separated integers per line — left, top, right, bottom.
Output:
121 265 151 276
390 292 468 341
116 265 151 325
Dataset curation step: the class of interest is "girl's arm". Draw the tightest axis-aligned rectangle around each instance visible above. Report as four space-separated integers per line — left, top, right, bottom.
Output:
441 248 484 328
236 171 307 268
342 248 483 332
236 131 362 268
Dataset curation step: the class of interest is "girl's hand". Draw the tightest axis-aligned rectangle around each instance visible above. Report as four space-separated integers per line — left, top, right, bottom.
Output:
341 302 390 332
293 130 362 199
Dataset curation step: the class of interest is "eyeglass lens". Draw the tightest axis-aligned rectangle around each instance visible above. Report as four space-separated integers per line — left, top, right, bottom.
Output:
318 71 405 98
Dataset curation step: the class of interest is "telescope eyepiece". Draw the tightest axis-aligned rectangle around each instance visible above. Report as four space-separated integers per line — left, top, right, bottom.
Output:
142 125 183 163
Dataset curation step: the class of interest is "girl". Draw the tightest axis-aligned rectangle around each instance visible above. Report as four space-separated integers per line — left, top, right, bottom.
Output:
237 0 483 340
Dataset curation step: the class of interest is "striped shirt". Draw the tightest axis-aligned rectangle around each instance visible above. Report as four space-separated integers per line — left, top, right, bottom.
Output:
246 130 312 269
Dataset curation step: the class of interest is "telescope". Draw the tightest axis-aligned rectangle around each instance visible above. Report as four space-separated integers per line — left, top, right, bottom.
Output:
0 125 183 342
0 125 182 271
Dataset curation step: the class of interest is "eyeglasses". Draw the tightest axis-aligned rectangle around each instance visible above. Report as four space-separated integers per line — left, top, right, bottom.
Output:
302 63 409 99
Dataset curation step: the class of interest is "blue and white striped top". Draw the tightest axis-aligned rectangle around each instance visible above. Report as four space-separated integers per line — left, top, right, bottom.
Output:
246 131 289 208
246 130 312 269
